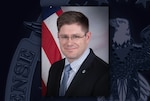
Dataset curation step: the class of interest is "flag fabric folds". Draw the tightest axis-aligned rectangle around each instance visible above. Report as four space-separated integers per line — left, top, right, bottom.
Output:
42 6 64 96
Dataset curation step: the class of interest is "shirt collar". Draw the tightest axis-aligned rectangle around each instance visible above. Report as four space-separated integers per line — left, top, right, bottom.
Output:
65 48 90 72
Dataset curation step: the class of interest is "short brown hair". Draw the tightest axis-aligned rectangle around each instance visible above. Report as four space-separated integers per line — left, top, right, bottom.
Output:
57 11 89 33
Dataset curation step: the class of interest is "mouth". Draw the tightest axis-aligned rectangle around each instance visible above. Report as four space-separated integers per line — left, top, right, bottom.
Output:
65 47 77 52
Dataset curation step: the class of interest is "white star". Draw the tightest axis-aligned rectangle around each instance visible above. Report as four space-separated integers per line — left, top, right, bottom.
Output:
82 70 86 74
135 0 150 8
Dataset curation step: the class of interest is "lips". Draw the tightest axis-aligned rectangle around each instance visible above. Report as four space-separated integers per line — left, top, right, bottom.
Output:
65 47 77 52
66 48 75 51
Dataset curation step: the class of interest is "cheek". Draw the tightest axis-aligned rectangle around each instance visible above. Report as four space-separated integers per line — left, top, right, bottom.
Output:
59 42 65 50
78 41 87 51
59 41 65 46
82 39 89 46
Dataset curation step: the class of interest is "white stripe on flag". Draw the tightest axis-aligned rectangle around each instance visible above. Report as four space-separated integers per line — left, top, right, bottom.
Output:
42 48 51 86
43 13 64 58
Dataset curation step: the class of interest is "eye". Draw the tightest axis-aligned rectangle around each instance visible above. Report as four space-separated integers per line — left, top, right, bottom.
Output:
60 35 68 39
72 35 80 39
63 36 68 38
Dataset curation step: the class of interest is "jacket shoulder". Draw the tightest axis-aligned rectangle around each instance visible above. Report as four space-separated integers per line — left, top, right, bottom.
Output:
51 59 65 67
89 49 108 70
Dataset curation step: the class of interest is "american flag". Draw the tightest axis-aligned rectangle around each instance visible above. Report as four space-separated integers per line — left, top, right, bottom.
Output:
42 6 64 96
41 6 109 96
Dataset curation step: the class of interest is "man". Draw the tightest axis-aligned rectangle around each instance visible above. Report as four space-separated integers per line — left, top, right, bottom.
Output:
46 11 110 97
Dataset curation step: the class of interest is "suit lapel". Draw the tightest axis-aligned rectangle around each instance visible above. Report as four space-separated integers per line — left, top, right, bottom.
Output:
53 59 65 95
66 49 95 95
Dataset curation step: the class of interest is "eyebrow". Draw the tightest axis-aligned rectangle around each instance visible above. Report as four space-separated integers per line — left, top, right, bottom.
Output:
59 33 81 36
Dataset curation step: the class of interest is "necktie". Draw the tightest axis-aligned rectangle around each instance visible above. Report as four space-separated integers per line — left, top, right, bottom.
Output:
59 64 71 96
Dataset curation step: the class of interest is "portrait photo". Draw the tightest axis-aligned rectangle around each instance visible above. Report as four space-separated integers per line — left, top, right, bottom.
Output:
41 6 109 97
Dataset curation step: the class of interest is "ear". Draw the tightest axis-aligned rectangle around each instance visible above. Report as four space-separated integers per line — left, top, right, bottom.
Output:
86 31 91 41
86 32 91 39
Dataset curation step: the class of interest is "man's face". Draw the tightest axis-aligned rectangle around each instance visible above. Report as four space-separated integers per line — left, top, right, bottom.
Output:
58 23 91 63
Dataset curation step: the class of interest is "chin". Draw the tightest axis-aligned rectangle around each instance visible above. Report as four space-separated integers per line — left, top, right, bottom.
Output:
65 53 78 59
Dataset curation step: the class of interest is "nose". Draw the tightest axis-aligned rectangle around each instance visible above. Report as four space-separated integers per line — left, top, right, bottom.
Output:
68 37 73 41
66 37 74 45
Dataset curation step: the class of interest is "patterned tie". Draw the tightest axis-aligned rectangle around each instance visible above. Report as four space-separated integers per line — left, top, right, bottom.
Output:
59 64 71 96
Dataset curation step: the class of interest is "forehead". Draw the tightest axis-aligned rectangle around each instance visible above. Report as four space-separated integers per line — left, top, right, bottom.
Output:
59 23 84 33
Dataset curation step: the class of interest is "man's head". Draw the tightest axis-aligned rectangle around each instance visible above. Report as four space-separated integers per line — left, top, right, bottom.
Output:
57 11 91 63
57 11 89 33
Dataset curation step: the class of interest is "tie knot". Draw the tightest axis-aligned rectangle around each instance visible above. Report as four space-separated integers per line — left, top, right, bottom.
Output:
65 64 71 72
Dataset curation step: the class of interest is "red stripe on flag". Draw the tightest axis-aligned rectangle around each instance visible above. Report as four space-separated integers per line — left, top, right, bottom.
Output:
42 80 47 96
42 22 62 64
42 9 63 96
56 9 63 16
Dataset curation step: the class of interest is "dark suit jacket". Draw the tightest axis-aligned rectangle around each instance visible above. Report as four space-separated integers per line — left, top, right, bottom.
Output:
46 49 110 97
